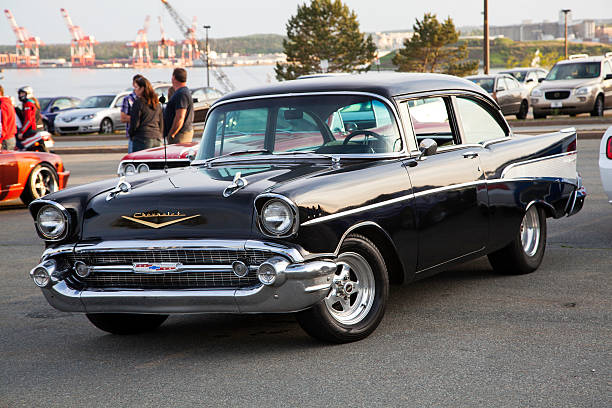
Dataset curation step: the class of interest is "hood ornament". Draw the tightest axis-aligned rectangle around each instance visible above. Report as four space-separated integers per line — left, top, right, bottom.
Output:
106 177 132 201
223 172 248 197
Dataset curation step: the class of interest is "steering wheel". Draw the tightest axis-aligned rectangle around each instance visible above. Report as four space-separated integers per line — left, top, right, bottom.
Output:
342 130 384 145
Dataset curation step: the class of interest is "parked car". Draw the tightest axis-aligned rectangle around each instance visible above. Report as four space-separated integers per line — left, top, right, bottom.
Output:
0 150 69 204
599 126 612 204
466 74 530 119
499 67 548 91
530 53 612 118
38 96 81 133
191 87 223 123
54 92 130 135
27 73 585 343
117 142 198 175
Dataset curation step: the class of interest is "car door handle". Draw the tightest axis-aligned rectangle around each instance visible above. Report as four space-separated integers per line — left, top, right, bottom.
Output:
462 151 479 159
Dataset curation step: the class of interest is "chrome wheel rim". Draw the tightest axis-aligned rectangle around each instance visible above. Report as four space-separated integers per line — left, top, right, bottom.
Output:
32 167 58 198
520 206 540 257
101 120 112 133
325 252 375 325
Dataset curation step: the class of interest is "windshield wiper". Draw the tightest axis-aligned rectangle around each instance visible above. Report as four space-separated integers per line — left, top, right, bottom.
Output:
272 151 333 159
201 149 272 165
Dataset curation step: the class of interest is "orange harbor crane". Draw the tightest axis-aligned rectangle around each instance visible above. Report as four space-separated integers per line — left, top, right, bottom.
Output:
4 9 44 68
60 8 97 67
128 15 152 67
160 0 200 65
157 16 176 63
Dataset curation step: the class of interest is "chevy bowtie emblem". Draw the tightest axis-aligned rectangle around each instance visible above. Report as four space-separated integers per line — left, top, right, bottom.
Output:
122 211 199 228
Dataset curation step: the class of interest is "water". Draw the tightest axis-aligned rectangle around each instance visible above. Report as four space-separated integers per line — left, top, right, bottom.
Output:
0 65 277 100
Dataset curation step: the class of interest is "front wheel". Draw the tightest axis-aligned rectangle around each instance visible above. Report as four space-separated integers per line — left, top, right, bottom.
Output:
488 205 547 275
591 95 604 117
99 118 113 134
86 313 168 335
296 234 389 343
20 163 59 205
516 100 528 119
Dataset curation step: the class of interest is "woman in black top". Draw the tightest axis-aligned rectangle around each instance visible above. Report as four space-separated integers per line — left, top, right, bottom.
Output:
129 76 163 152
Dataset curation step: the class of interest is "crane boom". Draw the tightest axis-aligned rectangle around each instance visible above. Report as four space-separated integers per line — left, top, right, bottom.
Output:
160 0 190 38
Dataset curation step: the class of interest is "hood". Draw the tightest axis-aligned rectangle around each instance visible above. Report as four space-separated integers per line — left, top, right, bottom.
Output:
122 142 199 161
538 79 599 90
57 108 107 120
79 162 332 241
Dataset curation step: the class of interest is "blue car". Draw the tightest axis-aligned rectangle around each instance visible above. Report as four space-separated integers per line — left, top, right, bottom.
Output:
38 97 81 133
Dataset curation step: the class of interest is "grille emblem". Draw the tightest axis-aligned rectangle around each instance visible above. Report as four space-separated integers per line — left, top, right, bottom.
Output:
122 211 199 228
133 262 183 274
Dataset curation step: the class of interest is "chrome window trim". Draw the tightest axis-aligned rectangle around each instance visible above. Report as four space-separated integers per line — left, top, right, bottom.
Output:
254 193 300 238
203 91 409 159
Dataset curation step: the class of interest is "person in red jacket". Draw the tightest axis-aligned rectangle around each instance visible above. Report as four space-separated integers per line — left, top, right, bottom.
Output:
0 85 17 150
16 86 42 149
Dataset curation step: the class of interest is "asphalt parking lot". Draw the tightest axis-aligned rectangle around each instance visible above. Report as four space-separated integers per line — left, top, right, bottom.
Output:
1 140 610 407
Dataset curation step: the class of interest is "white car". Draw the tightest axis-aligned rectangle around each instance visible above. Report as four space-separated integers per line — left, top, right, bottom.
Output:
54 92 130 135
600 126 612 204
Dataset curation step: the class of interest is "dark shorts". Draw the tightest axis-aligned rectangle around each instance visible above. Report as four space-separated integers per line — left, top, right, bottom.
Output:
132 138 162 152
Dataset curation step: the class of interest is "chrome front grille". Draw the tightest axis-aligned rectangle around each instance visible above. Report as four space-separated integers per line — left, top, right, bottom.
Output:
64 248 274 289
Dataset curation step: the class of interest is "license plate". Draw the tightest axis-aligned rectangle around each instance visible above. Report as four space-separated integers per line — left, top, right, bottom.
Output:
551 101 563 108
133 262 183 274
44 140 54 148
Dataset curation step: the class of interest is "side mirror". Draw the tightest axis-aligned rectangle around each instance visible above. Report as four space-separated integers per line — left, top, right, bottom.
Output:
418 138 437 158
526 78 534 83
605 74 612 80
538 78 545 83
496 85 506 92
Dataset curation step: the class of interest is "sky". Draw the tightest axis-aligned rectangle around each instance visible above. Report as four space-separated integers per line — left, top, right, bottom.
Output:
1 0 610 45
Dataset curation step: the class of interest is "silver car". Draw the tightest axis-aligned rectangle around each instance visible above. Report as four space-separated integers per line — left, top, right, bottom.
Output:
530 53 612 118
54 92 130 135
466 74 530 119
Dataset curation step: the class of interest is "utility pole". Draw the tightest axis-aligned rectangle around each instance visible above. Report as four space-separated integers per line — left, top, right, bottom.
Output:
483 0 489 74
203 25 211 87
561 9 571 59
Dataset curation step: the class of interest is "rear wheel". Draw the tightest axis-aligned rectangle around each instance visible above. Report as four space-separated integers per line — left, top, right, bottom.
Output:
20 163 58 205
488 206 547 275
99 118 113 134
296 234 389 343
86 313 168 335
516 100 528 119
591 95 604 117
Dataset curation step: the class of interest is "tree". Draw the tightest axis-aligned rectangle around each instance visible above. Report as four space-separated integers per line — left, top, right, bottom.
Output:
275 0 376 81
393 13 478 77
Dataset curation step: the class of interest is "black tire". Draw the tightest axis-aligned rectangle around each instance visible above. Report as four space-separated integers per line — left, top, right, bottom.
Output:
20 163 59 205
533 112 546 119
86 313 168 335
488 206 547 275
516 100 528 120
591 95 604 117
296 234 389 343
99 118 114 134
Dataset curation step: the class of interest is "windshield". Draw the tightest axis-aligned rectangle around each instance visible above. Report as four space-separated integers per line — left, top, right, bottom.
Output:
78 95 115 108
196 94 403 160
502 71 526 82
546 62 601 80
468 78 495 93
38 98 52 111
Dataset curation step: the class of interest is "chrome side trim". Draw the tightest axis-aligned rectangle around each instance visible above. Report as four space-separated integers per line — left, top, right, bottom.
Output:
41 244 76 261
500 151 576 179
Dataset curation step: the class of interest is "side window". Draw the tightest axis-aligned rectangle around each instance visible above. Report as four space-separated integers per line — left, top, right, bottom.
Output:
456 97 507 144
274 108 324 152
52 98 72 110
407 96 456 148
114 96 125 108
506 77 517 89
527 72 537 83
604 61 612 76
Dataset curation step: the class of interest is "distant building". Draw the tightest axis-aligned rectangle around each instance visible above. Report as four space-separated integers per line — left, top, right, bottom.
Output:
370 32 413 51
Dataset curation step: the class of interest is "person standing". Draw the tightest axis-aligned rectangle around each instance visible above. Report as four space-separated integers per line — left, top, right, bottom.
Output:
0 85 17 150
164 68 194 144
16 86 41 149
121 74 143 153
129 76 163 152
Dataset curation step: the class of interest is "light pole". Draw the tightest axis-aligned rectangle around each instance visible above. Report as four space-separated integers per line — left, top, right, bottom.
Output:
483 0 489 74
203 25 211 87
561 9 571 59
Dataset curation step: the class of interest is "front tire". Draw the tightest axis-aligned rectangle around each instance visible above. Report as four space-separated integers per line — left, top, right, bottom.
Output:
20 163 59 205
86 313 168 335
296 234 389 343
99 118 113 134
591 95 604 117
488 206 547 275
516 100 528 119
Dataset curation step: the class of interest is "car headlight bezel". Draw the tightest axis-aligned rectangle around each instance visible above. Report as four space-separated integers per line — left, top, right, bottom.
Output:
531 88 543 97
256 195 299 237
575 86 591 96
81 114 96 120
35 202 69 241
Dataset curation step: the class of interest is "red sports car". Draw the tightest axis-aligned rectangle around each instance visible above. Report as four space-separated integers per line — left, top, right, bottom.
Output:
0 150 70 204
117 142 197 176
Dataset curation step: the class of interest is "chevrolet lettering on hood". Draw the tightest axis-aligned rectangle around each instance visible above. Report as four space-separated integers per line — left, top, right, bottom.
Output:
122 211 200 229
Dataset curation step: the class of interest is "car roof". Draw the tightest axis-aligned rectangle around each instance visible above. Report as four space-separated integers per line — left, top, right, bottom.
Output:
215 73 491 105
557 56 607 64
466 74 513 80
499 67 544 72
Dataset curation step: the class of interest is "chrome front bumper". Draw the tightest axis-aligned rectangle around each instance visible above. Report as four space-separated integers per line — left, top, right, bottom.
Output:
32 240 337 314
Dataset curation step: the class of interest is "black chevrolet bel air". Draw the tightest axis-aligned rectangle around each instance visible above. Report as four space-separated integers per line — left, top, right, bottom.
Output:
29 73 586 343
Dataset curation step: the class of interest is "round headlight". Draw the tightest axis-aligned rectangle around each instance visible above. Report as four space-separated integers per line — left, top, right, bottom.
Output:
124 164 136 176
261 199 294 236
137 163 149 173
37 205 67 239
